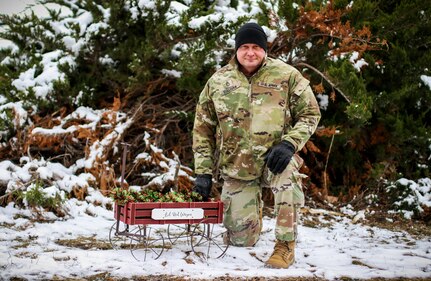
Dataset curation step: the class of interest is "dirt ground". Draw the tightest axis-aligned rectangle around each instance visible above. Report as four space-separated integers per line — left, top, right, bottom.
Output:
11 274 429 281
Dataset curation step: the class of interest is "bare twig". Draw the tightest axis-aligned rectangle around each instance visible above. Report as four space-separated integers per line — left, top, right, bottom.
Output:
294 61 351 104
0 180 35 204
324 133 335 191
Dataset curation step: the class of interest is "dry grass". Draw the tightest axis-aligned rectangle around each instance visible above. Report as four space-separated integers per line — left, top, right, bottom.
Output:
25 274 431 281
55 235 112 250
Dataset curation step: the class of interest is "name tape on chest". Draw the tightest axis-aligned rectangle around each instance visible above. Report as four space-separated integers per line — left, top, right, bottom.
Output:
257 82 282 90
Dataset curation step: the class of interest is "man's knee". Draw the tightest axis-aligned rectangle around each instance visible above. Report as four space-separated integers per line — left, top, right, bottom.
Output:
221 178 262 246
226 223 261 247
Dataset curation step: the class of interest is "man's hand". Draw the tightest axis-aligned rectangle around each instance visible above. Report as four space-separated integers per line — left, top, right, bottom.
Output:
264 141 295 174
193 174 212 200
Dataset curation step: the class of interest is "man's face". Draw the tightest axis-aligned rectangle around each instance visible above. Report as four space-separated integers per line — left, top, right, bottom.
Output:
236 43 266 74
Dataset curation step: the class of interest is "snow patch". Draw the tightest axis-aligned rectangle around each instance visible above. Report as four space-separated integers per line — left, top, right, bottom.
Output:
420 75 431 90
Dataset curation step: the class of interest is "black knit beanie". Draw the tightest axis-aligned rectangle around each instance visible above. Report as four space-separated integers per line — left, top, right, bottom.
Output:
235 22 267 52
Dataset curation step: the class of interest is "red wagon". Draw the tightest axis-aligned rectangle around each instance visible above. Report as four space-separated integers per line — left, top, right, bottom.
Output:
109 200 228 260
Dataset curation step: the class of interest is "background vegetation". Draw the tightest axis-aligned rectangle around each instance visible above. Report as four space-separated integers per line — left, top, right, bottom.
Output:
0 0 430 220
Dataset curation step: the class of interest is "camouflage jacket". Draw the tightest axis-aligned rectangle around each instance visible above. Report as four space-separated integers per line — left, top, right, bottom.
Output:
193 57 321 180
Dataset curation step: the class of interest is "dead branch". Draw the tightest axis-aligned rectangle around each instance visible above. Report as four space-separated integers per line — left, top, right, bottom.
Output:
324 133 336 191
294 61 351 103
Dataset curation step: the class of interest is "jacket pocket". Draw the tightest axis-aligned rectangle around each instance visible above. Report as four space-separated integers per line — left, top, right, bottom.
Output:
266 154 304 190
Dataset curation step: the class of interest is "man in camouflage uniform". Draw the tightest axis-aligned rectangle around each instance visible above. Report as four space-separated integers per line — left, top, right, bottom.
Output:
192 22 321 268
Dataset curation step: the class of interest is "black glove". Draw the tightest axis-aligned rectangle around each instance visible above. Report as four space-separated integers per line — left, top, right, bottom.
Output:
193 174 212 200
264 141 295 174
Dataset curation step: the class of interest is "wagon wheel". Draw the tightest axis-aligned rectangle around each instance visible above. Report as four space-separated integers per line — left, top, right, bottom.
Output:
130 226 165 261
109 221 139 250
167 224 194 245
190 219 229 259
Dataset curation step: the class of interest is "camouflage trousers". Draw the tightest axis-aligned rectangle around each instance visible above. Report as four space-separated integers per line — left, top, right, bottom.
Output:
221 155 305 247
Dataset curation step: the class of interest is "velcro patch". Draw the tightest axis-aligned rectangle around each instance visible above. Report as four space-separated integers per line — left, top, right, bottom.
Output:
257 82 282 90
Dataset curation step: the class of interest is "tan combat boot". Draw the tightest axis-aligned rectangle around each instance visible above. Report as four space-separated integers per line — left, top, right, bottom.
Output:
265 240 295 268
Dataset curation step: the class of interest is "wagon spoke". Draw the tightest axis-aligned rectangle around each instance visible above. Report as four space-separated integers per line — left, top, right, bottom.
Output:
190 220 229 259
109 221 135 250
130 226 164 261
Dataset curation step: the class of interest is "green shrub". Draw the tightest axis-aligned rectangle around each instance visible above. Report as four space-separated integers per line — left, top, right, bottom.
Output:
386 178 431 219
19 181 65 215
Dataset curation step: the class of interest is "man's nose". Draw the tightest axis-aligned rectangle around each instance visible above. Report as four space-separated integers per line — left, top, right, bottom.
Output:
246 48 254 55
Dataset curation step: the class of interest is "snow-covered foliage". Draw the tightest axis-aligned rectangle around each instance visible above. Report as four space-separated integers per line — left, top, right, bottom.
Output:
386 178 431 219
0 103 195 216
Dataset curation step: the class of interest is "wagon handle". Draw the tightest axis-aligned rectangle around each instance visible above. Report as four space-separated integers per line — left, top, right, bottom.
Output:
173 152 180 192
120 142 131 189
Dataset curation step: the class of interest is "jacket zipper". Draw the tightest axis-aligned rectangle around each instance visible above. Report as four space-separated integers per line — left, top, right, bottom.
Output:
248 78 253 141
247 77 257 174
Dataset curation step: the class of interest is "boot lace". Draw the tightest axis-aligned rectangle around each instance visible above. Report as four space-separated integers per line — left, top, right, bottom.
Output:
272 241 292 259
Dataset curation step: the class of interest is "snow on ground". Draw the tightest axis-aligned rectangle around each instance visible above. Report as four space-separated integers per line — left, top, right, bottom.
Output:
1 199 430 280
